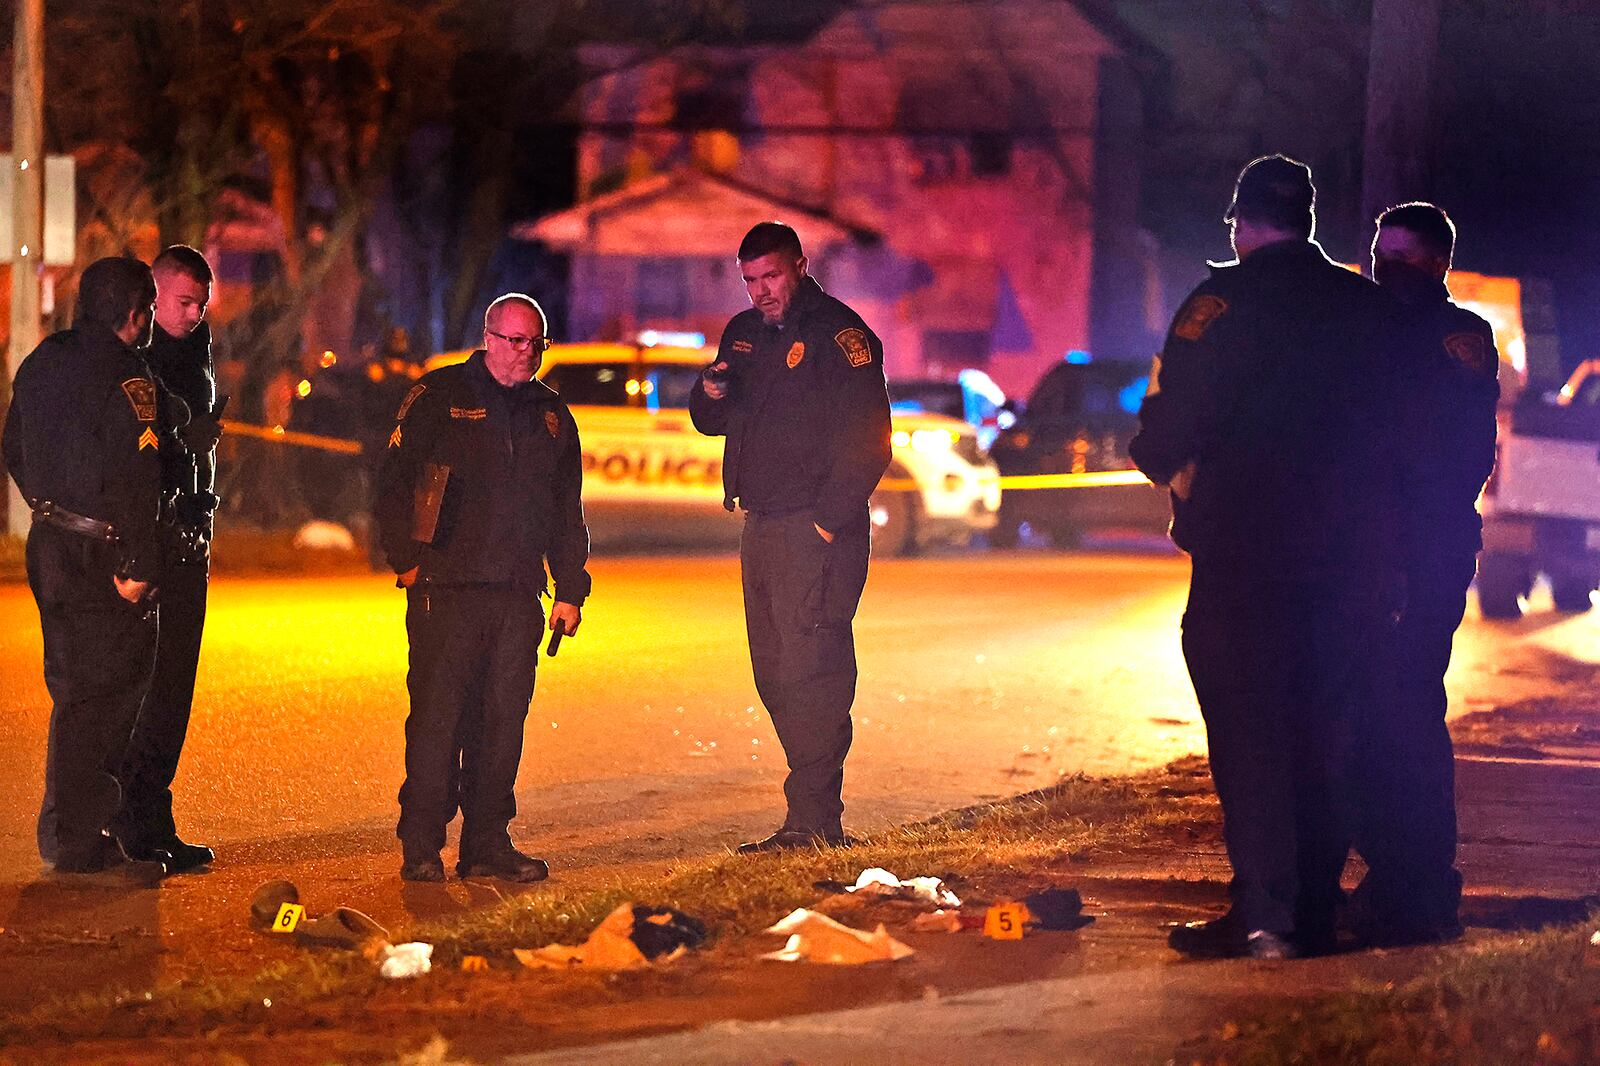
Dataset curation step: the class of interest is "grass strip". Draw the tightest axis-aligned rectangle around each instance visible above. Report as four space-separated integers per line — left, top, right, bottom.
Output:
1174 919 1600 1066
1 770 1199 1047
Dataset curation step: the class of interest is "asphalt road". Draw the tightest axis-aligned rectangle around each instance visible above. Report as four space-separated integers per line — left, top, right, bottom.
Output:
1 548 1593 882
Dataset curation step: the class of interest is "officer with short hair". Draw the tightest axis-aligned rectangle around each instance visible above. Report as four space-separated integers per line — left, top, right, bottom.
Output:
689 221 892 853
1352 202 1499 946
113 244 222 874
1132 156 1409 958
376 293 590 883
3 256 168 883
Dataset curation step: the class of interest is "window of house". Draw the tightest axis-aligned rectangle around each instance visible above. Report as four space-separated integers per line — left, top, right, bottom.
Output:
922 329 992 369
969 132 1013 177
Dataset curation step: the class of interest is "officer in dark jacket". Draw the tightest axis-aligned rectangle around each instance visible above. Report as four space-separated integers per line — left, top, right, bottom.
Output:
1352 202 1499 946
114 245 222 874
689 221 892 853
376 293 590 883
2 256 168 883
1131 157 1409 958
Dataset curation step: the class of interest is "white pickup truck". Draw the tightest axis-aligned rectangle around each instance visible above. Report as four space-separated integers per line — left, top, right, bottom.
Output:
1477 359 1600 618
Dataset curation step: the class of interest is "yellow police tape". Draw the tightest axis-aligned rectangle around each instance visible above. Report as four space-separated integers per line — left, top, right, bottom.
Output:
220 420 364 455
221 422 1155 492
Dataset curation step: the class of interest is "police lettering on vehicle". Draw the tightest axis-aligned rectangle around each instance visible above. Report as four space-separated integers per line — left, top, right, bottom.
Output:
581 449 721 487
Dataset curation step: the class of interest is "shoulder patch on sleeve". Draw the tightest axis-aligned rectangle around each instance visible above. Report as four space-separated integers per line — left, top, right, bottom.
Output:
1443 331 1495 374
1172 295 1228 342
396 383 426 420
545 410 561 438
121 378 157 422
834 328 873 368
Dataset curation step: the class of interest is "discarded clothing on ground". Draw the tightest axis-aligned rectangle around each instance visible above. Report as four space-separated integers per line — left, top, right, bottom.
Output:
516 903 705 971
249 880 300 928
814 867 962 908
380 941 434 979
762 907 915 964
1023 888 1095 931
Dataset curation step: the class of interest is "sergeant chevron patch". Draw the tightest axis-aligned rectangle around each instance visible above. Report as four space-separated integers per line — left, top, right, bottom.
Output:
388 424 403 448
137 427 160 451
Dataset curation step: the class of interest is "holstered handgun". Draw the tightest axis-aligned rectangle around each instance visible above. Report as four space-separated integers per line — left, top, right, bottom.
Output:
412 462 451 544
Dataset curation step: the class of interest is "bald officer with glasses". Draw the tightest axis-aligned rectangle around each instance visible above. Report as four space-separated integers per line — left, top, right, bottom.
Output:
376 293 591 883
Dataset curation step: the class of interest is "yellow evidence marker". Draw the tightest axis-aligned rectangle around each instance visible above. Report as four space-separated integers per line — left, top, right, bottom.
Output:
271 903 306 933
983 902 1028 940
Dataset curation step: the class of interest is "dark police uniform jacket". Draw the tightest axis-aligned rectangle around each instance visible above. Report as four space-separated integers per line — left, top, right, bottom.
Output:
3 323 164 583
1397 284 1499 568
1130 239 1409 580
687 275 892 533
146 320 218 534
375 349 591 604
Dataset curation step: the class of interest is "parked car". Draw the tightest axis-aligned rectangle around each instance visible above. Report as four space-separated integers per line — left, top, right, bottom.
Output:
889 369 1013 451
986 358 1169 547
426 342 1001 555
1477 358 1600 618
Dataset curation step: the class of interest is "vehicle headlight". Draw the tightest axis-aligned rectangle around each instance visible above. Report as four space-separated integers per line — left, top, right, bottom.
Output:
909 428 958 452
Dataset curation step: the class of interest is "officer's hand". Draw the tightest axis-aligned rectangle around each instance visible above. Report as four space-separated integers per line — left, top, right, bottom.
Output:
1169 460 1197 502
550 601 582 637
115 576 153 604
813 523 834 543
397 566 420 588
181 412 224 453
702 361 730 400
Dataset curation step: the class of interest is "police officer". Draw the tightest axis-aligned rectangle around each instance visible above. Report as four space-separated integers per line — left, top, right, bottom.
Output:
1131 157 1409 958
3 256 168 883
1352 203 1498 946
113 245 222 873
375 293 590 883
689 221 892 853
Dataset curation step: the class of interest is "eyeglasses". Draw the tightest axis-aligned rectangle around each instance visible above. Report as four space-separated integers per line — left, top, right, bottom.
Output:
487 330 551 352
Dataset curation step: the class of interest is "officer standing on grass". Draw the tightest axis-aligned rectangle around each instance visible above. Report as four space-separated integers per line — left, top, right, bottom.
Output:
1130 157 1410 958
376 293 590 883
1352 202 1499 946
114 245 223 874
3 256 168 883
689 221 892 853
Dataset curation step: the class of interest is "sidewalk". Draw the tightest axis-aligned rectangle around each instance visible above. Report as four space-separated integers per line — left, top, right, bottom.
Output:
508 686 1600 1065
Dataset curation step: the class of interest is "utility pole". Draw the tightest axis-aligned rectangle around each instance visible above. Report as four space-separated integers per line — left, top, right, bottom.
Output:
1360 0 1441 249
6 0 44 536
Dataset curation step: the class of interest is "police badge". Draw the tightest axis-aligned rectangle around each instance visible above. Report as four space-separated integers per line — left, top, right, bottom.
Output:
786 341 805 368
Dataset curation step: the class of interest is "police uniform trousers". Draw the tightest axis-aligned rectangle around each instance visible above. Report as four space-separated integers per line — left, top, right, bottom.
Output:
27 523 159 867
1353 556 1474 938
113 558 207 851
1181 566 1393 938
398 582 543 861
740 509 871 835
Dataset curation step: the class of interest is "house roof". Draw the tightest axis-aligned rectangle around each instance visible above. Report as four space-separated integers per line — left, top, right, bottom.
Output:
513 168 879 256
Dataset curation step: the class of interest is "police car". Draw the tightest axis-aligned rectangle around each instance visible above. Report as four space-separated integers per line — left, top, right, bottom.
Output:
427 341 1000 554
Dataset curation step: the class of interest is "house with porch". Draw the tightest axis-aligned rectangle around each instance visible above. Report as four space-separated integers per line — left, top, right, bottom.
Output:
517 0 1163 399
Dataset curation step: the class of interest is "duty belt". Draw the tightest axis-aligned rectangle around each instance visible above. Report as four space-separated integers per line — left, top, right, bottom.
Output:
32 501 119 543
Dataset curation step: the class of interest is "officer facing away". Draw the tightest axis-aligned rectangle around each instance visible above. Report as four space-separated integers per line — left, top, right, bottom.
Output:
1131 156 1410 958
1352 202 1499 946
376 294 590 883
3 256 168 883
114 245 223 874
689 221 892 853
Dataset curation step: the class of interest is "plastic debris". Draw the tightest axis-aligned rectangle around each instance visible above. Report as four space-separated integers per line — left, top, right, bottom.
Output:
816 867 962 908
1023 888 1094 931
516 903 705 971
911 909 963 933
762 908 915 964
380 941 434 979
